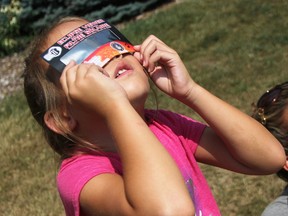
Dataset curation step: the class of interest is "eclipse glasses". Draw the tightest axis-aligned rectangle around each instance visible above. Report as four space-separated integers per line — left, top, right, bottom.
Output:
41 19 135 73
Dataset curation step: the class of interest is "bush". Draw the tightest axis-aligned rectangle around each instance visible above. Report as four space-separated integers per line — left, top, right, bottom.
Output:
0 0 172 57
0 0 22 57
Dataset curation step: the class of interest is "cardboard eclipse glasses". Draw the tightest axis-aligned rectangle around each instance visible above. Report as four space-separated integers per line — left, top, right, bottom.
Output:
41 19 135 73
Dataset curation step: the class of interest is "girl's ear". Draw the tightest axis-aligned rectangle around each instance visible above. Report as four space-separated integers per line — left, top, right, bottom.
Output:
283 156 288 171
44 111 77 134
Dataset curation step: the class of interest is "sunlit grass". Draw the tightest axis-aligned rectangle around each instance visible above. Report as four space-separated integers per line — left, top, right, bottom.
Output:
1 0 288 215
0 92 64 215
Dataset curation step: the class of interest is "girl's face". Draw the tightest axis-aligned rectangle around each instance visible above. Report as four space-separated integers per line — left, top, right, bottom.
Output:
50 20 150 110
103 54 150 107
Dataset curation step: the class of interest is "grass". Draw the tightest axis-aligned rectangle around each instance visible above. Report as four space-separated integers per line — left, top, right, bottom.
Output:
1 0 288 215
0 92 64 215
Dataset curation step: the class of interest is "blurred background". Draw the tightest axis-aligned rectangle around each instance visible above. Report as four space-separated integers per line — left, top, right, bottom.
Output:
1 0 287 215
0 0 172 57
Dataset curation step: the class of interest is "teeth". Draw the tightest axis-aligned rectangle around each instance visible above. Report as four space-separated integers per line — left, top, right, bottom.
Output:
119 69 126 74
116 69 126 77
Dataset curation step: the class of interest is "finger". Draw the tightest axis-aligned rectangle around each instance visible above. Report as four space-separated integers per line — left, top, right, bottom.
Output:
133 45 141 51
61 60 76 79
133 51 142 63
143 42 175 72
140 35 165 53
96 65 110 78
140 35 164 62
152 47 180 74
83 64 110 80
133 45 145 64
60 61 77 97
141 37 173 69
75 63 94 81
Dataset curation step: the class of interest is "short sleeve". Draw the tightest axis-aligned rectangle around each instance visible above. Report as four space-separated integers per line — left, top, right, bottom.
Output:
145 109 207 154
57 154 121 216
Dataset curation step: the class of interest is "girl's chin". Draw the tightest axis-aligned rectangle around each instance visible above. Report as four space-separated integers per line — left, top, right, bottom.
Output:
128 91 149 104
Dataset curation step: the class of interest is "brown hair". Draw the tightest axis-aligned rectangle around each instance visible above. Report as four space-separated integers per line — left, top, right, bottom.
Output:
252 84 288 182
23 17 102 159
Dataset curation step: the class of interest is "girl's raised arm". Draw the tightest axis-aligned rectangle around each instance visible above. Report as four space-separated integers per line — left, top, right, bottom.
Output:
61 62 195 215
185 84 285 175
134 35 285 175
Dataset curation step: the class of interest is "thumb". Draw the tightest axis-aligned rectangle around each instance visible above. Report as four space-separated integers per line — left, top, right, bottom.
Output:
133 51 142 63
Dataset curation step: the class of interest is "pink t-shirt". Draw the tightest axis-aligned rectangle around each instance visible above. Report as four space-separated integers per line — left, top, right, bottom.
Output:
57 110 221 216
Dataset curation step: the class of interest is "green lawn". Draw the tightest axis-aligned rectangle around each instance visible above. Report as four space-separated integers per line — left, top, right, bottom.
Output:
1 0 288 215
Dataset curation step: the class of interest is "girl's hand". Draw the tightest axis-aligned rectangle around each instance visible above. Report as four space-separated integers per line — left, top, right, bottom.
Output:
60 61 128 118
134 35 196 100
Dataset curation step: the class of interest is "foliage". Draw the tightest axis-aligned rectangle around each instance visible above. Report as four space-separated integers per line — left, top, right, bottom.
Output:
0 0 172 57
0 0 22 57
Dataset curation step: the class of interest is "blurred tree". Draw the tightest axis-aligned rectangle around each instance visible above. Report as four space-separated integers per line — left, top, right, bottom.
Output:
19 0 172 35
0 0 22 57
0 0 173 56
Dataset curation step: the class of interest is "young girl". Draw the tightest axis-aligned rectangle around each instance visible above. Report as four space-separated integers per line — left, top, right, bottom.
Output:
252 81 288 216
23 17 285 216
